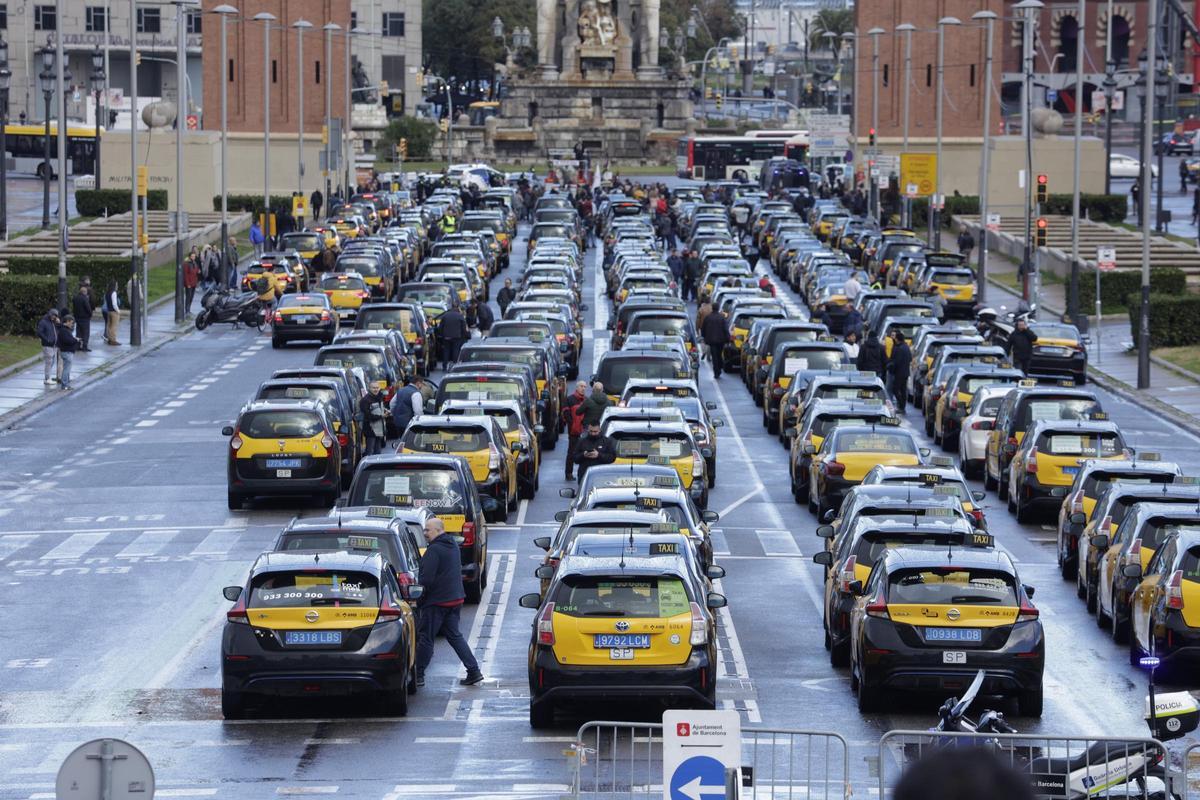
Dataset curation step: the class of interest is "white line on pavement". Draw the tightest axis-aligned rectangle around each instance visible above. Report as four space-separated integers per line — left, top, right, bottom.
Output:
116 529 179 558
39 532 108 560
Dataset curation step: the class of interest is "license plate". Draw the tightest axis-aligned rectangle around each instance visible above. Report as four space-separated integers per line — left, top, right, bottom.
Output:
593 634 651 649
943 651 967 664
610 648 635 660
276 469 293 478
284 630 343 645
925 627 982 642
1064 466 1080 476
267 458 302 468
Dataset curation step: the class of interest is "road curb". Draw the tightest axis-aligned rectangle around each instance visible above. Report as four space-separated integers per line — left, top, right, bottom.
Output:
1085 366 1200 440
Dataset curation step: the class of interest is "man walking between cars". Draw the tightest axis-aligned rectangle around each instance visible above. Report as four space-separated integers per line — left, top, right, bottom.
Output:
437 303 470 370
1008 317 1038 375
360 381 390 456
416 517 484 688
701 308 731 378
888 331 912 413
72 279 93 351
562 380 588 481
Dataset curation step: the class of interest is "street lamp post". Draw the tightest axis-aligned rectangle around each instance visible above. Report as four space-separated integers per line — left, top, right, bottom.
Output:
843 32 856 163
492 17 532 68
1015 0 1043 299
1138 0 1161 390
215 5 238 288
173 1 194 324
323 23 340 211
933 16 961 251
1102 61 1117 195
895 23 914 228
255 12 275 242
38 46 54 231
90 47 105 188
129 0 141 346
294 19 313 224
1067 0 1085 327
867 27 884 224
0 39 9 242
55 4 70 312
973 11 997 306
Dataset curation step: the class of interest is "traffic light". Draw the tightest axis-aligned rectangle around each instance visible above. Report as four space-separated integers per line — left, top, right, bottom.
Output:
766 44 776 56
715 94 724 109
868 127 876 147
729 45 739 59
439 118 449 133
1035 217 1048 247
1036 173 1048 204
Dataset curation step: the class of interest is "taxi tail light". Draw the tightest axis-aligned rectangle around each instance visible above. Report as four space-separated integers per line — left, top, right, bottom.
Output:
320 433 335 449
692 452 704 478
378 594 405 621
1071 494 1084 515
358 291 371 299
838 556 857 594
537 602 556 645
1025 447 1039 474
461 522 477 547
488 445 502 471
226 595 249 624
230 433 243 451
1122 539 1142 567
320 311 331 321
824 460 846 477
274 312 284 323
1099 515 1112 535
689 601 708 646
865 600 890 620
336 433 349 449
1167 570 1185 610
1016 599 1039 623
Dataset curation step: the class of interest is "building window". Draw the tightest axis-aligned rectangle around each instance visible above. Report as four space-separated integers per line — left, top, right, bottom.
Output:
0 4 9 29
227 58 234 82
137 6 161 34
315 61 321 84
925 63 932 88
969 64 976 87
186 11 201 34
350 11 357 30
383 12 405 37
271 59 278 83
86 6 107 32
882 64 889 87
34 4 56 31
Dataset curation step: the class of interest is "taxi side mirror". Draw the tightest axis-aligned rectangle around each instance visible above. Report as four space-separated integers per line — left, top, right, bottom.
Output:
1023 584 1035 599
701 510 720 523
919 448 931 458
700 448 714 459
712 418 725 428
221 426 235 436
559 487 577 499
847 580 864 596
222 586 242 602
816 524 835 539
706 565 726 580
972 491 986 502
518 592 542 609
1090 534 1110 550
1070 512 1087 525
405 585 425 602
1049 487 1070 498
534 536 552 551
706 592 727 609
705 401 718 411
580 304 590 312
1122 563 1143 579
511 441 523 453
553 511 568 522
801 442 815 454
822 509 837 523
812 551 833 566
534 425 545 434
534 565 556 580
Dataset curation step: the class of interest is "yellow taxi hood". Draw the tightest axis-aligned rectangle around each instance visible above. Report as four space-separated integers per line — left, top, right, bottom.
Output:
1036 336 1078 347
248 606 379 630
886 604 1018 627
550 610 692 666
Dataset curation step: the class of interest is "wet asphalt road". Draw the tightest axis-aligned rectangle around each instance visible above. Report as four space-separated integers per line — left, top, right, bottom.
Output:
0 210 1197 799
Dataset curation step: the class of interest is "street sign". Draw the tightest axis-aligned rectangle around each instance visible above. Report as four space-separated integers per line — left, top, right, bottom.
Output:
1097 246 1117 271
808 113 849 157
861 147 882 158
663 709 741 800
1091 90 1125 111
1046 89 1058 104
876 173 889 188
56 738 154 800
986 213 1001 232
905 183 919 197
185 114 198 130
900 153 937 197
876 154 900 174
292 195 309 218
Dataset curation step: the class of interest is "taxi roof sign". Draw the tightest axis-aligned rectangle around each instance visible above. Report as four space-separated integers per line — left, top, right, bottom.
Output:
367 506 396 518
968 532 995 548
929 456 955 467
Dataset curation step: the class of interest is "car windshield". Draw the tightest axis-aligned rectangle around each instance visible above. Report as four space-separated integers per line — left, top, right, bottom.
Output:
931 271 973 286
442 379 523 401
281 234 322 251
399 286 452 302
240 410 324 439
551 576 690 618
316 350 386 382
833 432 917 454
358 307 415 330
250 571 379 607
1019 397 1101 428
279 294 328 309
811 415 876 439
444 407 520 432
888 567 1017 606
403 426 491 453
338 258 384 277
596 358 683 394
351 467 467 510
1039 432 1124 457
321 276 366 291
779 349 844 373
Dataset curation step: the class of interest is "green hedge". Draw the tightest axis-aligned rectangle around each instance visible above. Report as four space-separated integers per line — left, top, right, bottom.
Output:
1080 267 1187 310
1128 293 1200 347
1041 193 1128 223
75 189 168 217
3 256 136 307
0 275 67 336
910 195 981 228
216 194 296 216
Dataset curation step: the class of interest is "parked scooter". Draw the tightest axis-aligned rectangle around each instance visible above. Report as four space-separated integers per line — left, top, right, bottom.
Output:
195 287 267 331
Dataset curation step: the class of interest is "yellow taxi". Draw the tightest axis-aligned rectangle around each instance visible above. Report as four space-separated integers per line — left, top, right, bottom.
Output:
518 539 726 727
440 399 542 500
242 263 284 298
220 550 419 718
606 420 709 509
848 547 1044 716
918 265 977 319
271 292 339 348
398 415 518 519
1007 419 1128 523
319 272 372 321
1128 526 1200 669
808 422 928 519
330 217 363 239
277 230 327 268
860 460 988 528
222 400 342 509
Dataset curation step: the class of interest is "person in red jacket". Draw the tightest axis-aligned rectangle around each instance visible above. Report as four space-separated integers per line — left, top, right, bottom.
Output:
561 380 588 481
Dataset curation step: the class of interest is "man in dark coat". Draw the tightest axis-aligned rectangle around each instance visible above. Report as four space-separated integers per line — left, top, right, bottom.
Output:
416 517 483 687
700 309 731 378
310 189 324 221
437 304 470 369
856 331 887 381
358 381 390 456
681 250 701 301
1008 318 1039 374
888 331 912 413
71 280 93 351
579 382 611 426
475 302 494 334
573 422 616 481
496 279 516 317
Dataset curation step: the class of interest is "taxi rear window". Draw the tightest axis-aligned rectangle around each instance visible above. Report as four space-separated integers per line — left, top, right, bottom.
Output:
596 359 683 393
1082 471 1173 497
250 571 379 608
1181 545 1200 581
399 286 451 302
1032 324 1079 340
592 502 688 527
587 472 681 491
630 318 688 336
442 380 523 401
316 351 386 382
279 294 330 309
351 467 466 510
1019 397 1100 428
461 349 540 369
614 434 693 458
963 376 1015 394
240 410 324 439
552 576 690 618
833 432 916 454
444 407 520 432
404 427 491 453
1040 432 1123 457
854 532 967 564
815 385 882 401
779 349 844 374
811 416 874 439
888 568 1017 605
321 276 366 291
931 270 973 285
259 386 337 406
338 259 383 277
281 234 321 251
276 533 401 566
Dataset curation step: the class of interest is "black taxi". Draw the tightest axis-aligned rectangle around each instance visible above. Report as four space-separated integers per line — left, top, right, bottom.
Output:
222 400 342 510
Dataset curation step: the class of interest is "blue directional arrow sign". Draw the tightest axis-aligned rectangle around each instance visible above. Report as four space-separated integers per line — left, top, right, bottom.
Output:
670 755 727 800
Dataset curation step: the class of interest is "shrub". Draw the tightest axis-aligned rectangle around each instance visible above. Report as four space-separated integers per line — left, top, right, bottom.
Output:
2 256 136 307
215 194 296 216
911 195 979 229
1128 293 1200 348
378 117 439 161
1041 193 1128 223
74 189 168 217
0 275 66 336
1080 267 1187 310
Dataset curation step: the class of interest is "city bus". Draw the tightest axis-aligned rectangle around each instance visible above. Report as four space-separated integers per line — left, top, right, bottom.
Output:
676 135 789 181
3 124 98 178
744 129 807 141
783 132 812 162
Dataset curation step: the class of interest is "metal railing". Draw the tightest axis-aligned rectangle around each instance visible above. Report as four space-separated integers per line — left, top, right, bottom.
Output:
567 721 850 799
879 730 1174 800
1181 743 1200 798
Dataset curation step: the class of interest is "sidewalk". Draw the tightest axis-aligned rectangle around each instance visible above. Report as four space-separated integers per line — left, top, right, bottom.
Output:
984 254 1200 432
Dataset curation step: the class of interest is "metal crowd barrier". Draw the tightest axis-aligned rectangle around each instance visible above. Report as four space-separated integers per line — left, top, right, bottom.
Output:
878 730 1175 800
1181 743 1200 799
567 721 850 799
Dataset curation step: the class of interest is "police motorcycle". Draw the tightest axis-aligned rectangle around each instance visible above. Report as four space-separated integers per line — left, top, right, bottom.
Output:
195 279 270 331
909 670 1197 799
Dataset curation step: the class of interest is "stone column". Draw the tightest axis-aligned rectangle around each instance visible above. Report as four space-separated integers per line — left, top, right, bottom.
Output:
637 0 663 78
537 0 561 78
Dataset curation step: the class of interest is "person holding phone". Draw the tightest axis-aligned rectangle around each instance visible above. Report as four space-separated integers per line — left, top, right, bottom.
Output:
573 421 615 482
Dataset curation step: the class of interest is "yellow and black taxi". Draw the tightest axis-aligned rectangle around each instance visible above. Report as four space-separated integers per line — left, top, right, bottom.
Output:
815 514 986 666
220 550 419 718
816 484 979 542
917 264 977 319
314 343 403 404
318 272 372 322
222 400 342 510
440 399 542 500
1054 455 1181 580
618 378 703 407
788 398 894 506
572 486 721 570
777 369 883 442
984 382 1103 499
254 378 362 484
624 394 724 485
724 305 789 369
273 512 425 589
517 544 727 728
980 316 1088 385
860 460 988 529
848 547 1044 716
336 252 395 301
458 339 567 445
1007 418 1129 523
764 341 851 434
277 230 328 268
743 320 828 401
329 215 365 240
607 420 710 509
398 415 518 521
809 421 928 519
271 292 339 348
1094 503 1200 644
437 369 541 434
932 365 1024 448
334 330 417 387
343 453 493 602
1127 525 1200 669
261 253 311 293
396 282 456 320
534 509 676 586
594 350 694 405
560 463 684 510
355 302 436 376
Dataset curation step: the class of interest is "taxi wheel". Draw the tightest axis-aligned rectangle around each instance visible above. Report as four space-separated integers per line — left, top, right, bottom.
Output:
792 471 807 504
221 689 246 720
856 671 881 713
942 432 958 453
997 476 1009 502
529 699 555 729
932 426 942 447
830 637 850 668
983 466 997 492
1017 687 1043 718
227 491 243 510
1111 600 1130 644
1096 594 1112 629
382 685 409 717
1059 551 1077 582
1014 492 1034 524
507 488 518 512
465 572 484 604
1084 576 1098 614
765 411 779 435
707 463 716 489
923 415 934 437
271 338 282 349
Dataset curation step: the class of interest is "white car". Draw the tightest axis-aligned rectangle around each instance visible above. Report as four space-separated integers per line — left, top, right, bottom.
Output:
1109 153 1159 179
957 385 1013 479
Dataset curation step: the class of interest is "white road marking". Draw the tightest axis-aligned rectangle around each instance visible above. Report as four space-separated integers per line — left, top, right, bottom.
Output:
157 791 220 797
117 529 179 558
134 420 158 427
276 789 339 796
414 737 469 744
302 738 359 745
39 532 108 560
710 528 730 555
0 535 37 562
515 499 528 527
475 554 516 675
150 409 174 417
384 787 457 798
756 528 800 556
190 528 242 556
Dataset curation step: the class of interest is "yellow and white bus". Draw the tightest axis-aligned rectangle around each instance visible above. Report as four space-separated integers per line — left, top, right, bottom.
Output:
3 123 98 178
